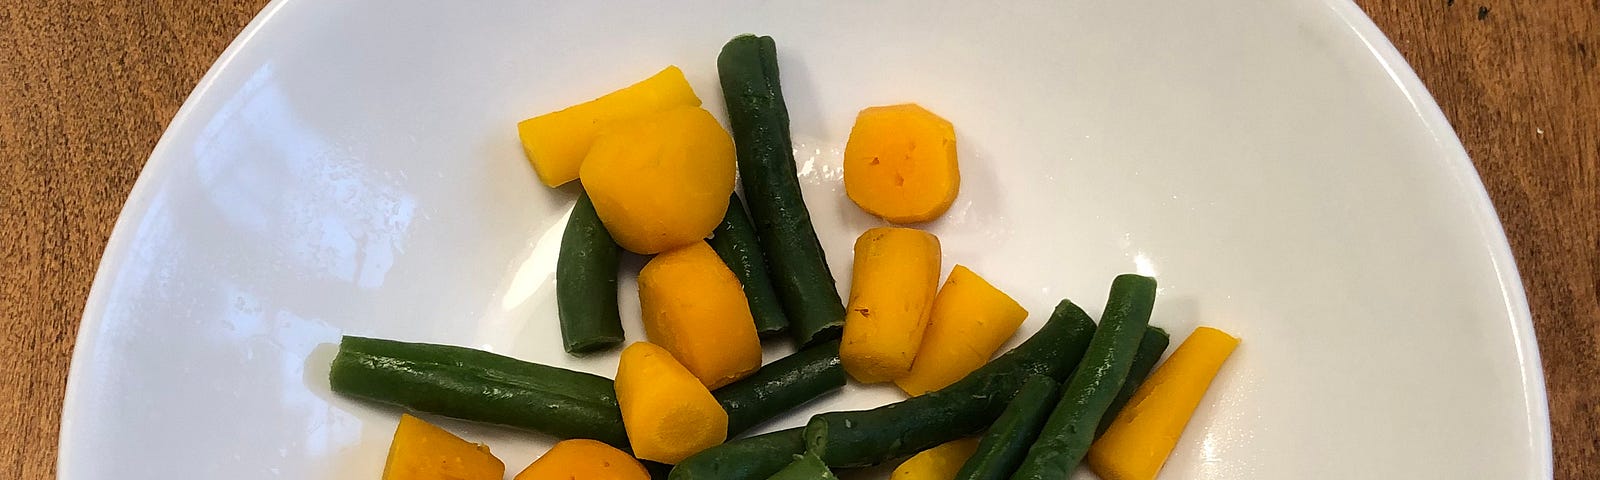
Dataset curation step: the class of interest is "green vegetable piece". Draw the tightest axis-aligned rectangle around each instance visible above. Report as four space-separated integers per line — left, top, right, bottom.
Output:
716 340 845 436
1012 274 1158 478
717 34 845 347
953 374 1062 480
328 336 628 448
708 192 790 337
768 452 839 480
669 427 807 480
803 300 1098 467
556 192 625 355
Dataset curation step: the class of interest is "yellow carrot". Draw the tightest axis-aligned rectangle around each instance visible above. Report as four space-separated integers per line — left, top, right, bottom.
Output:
1086 326 1240 480
843 103 960 223
580 106 736 254
382 414 504 480
895 265 1028 395
517 66 701 187
637 241 763 389
890 437 981 480
615 342 729 464
840 227 942 383
515 439 650 480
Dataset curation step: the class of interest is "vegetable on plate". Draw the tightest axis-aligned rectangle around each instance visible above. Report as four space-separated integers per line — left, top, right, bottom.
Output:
804 299 1098 467
840 226 942 383
1098 326 1171 436
842 103 960 223
515 439 649 480
638 241 763 389
382 413 504 480
717 34 845 347
615 342 728 464
953 374 1060 480
895 264 1028 396
890 437 981 480
580 105 735 254
556 192 625 355
768 452 840 480
668 427 807 480
1087 326 1240 480
518 65 701 187
1012 274 1158 479
328 336 627 448
714 339 845 437
707 192 790 337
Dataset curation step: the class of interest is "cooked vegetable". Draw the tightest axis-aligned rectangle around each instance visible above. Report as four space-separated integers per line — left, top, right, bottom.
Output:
1087 327 1240 480
615 342 729 464
804 299 1098 467
638 241 763 389
668 427 807 480
842 104 960 223
1097 326 1171 436
707 192 790 337
329 336 627 448
515 439 649 480
715 339 845 436
1011 274 1158 479
895 265 1028 395
890 438 980 480
518 66 701 187
580 106 736 254
768 453 840 480
557 192 625 355
840 227 942 383
952 375 1060 480
383 413 504 480
717 34 845 347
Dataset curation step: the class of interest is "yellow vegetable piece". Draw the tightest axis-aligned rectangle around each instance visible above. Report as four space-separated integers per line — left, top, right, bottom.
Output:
580 106 736 254
843 104 960 223
517 66 701 187
889 437 980 480
1087 326 1241 480
382 413 504 480
840 227 942 383
638 241 763 389
895 265 1028 395
615 342 729 464
514 439 650 480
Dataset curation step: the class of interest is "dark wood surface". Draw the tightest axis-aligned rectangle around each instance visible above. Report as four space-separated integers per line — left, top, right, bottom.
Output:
1 1 1594 478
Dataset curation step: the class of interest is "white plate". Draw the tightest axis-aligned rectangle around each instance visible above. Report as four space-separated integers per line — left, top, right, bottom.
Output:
59 0 1551 478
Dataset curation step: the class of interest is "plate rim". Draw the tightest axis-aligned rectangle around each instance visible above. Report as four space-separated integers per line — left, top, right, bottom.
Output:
55 0 1554 477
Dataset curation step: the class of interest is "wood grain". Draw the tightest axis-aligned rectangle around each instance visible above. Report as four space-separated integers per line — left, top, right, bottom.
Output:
0 0 1594 478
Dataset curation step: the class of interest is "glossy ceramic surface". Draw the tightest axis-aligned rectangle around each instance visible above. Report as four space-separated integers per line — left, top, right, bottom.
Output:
59 0 1550 478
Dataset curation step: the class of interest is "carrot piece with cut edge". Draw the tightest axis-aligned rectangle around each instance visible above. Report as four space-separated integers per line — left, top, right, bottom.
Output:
895 265 1028 395
1086 326 1240 480
891 437 981 480
843 103 960 223
839 227 942 383
615 342 729 465
517 66 701 187
514 439 650 480
580 106 736 255
638 241 762 390
382 413 504 480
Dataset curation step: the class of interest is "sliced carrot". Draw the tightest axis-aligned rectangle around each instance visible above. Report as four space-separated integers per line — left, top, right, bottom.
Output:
517 66 701 187
1086 326 1240 480
514 439 649 480
382 414 504 480
615 342 728 464
895 265 1028 395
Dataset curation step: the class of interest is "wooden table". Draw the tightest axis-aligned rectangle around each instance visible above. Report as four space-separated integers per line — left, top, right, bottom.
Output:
1 1 1594 478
